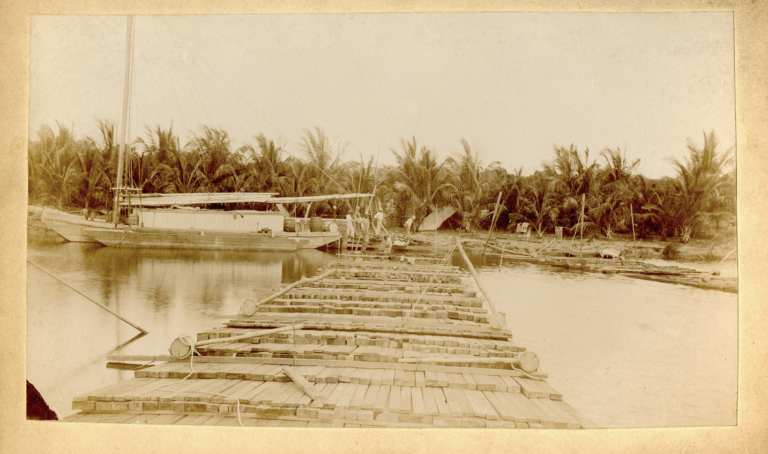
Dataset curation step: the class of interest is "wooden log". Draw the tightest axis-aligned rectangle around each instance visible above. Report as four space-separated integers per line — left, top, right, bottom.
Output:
512 351 540 373
556 400 599 429
482 191 503 256
106 355 549 378
241 270 336 316
169 324 304 358
455 240 507 331
27 259 148 334
282 366 327 403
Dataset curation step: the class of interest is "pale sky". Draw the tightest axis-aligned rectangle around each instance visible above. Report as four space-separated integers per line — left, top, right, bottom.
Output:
29 13 735 179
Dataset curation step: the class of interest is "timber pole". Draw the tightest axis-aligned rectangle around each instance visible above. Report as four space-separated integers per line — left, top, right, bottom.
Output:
630 203 637 250
240 269 336 316
27 259 148 334
113 15 134 224
482 191 503 256
456 240 496 313
579 193 585 256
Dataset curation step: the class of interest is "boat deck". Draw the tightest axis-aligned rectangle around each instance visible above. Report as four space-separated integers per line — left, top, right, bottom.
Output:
64 252 597 429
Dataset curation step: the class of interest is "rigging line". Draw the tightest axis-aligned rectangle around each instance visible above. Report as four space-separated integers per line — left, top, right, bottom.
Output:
173 40 351 196
162 16 214 127
128 16 137 188
153 17 188 135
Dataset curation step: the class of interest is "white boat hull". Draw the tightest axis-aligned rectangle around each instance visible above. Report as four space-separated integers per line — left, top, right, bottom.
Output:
40 209 113 243
83 227 341 251
40 207 342 249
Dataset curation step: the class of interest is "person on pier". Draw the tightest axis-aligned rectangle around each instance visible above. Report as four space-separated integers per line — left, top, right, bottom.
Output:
345 212 355 239
360 215 370 250
404 214 416 237
373 209 388 238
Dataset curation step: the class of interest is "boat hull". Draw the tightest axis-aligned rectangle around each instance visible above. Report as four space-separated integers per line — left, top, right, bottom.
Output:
82 227 339 252
41 207 342 250
41 209 112 243
277 231 342 249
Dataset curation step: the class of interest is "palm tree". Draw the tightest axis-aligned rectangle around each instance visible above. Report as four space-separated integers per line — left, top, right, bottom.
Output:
628 174 662 239
154 148 205 194
239 134 286 193
499 166 525 230
521 175 558 237
543 144 599 227
69 139 112 215
300 127 348 195
278 158 319 216
344 153 380 214
386 137 455 230
28 123 80 208
450 139 500 233
187 126 243 192
131 124 182 193
668 130 734 242
576 147 641 238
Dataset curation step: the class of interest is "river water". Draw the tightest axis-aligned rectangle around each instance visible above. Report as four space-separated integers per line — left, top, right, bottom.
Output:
26 242 737 428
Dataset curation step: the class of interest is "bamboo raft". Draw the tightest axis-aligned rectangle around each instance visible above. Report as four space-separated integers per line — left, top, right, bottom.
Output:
64 251 597 429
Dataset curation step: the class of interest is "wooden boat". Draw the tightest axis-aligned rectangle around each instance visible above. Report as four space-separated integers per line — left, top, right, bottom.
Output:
64 243 598 429
40 208 115 243
37 14 368 253
82 227 313 252
78 194 384 251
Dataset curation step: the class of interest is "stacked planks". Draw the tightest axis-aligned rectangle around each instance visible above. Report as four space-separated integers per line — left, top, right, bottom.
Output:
65 252 597 429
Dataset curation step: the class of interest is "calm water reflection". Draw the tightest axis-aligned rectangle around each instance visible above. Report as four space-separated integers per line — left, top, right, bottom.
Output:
27 243 736 428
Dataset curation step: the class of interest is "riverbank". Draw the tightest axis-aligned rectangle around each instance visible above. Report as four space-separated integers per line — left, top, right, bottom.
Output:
26 240 737 427
26 213 737 265
27 208 65 245
404 229 737 264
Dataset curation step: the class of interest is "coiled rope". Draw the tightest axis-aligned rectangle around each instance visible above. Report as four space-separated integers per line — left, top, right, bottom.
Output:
157 334 245 426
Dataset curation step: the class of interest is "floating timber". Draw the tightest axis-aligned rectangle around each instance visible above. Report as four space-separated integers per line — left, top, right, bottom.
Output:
483 242 737 294
65 251 597 429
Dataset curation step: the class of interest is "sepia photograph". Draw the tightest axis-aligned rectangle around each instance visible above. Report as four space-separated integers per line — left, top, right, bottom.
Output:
24 11 738 434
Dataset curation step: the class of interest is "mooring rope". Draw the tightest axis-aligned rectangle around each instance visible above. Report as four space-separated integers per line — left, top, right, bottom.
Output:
159 334 245 426
509 363 545 381
113 230 130 247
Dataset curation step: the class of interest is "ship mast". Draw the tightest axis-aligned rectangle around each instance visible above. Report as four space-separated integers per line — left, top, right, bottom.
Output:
113 15 135 224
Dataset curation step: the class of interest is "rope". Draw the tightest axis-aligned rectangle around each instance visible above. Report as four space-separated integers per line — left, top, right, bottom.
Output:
162 17 214 125
129 360 156 370
113 230 130 247
403 241 458 323
160 334 244 426
509 363 545 381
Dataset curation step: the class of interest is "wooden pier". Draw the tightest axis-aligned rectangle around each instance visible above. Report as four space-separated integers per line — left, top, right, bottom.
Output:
64 251 597 429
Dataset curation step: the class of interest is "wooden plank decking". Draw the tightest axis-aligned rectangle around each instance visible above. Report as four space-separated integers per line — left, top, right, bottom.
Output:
65 251 597 429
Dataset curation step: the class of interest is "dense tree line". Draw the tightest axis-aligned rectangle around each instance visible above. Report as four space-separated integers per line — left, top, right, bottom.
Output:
28 121 736 242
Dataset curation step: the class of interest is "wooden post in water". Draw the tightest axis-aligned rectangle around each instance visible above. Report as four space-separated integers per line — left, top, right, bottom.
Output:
482 191 503 256
433 204 438 256
630 203 637 250
579 193 585 256
456 239 506 330
27 259 148 334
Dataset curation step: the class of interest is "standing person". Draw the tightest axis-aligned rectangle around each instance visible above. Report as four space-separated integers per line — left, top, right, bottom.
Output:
360 216 370 250
346 212 355 239
373 209 388 237
383 234 393 254
404 215 416 237
353 207 362 239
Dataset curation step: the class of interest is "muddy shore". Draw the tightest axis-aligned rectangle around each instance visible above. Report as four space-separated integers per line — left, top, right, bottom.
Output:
403 229 737 264
26 207 737 265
